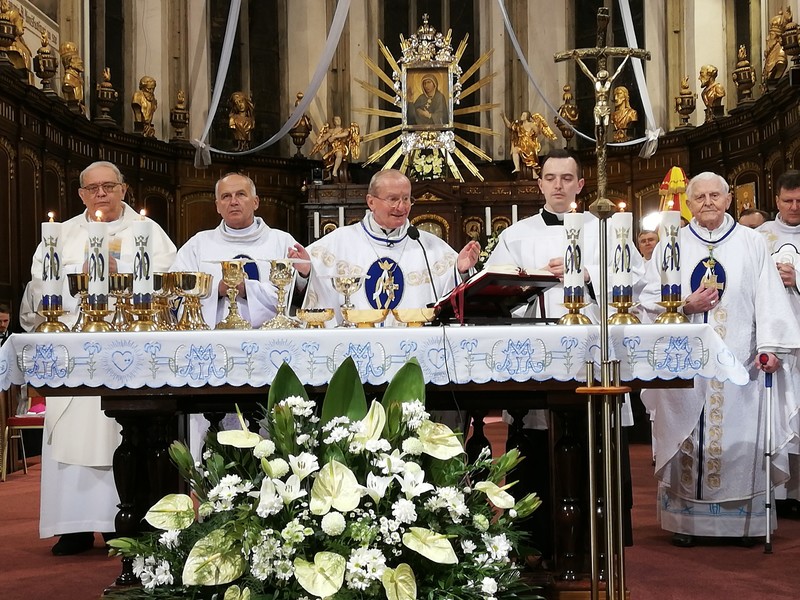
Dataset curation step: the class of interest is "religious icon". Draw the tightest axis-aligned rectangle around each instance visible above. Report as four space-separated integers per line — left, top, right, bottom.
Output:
403 67 453 130
734 182 757 217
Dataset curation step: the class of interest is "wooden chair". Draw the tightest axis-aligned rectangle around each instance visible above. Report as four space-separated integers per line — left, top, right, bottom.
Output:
1 389 45 482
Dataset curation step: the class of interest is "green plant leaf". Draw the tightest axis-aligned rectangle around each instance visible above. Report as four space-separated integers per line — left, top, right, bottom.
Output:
267 360 308 415
382 358 425 408
320 357 367 426
294 551 346 597
402 527 458 564
182 528 246 586
382 563 417 600
143 493 196 530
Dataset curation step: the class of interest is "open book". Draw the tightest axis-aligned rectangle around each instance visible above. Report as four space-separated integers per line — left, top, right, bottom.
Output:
433 264 559 324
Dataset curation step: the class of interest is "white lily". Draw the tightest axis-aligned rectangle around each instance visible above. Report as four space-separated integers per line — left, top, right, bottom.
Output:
289 452 320 481
274 474 307 505
364 472 393 502
396 463 434 499
255 478 283 518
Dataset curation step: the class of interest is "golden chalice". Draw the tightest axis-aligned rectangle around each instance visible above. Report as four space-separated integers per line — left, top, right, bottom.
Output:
174 271 213 330
261 259 301 329
392 307 436 327
332 275 365 328
217 259 252 330
109 272 134 331
67 272 89 332
296 308 335 329
153 272 177 330
341 308 389 328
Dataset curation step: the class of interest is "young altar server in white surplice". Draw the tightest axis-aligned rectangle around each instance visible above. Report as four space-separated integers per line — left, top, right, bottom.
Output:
302 169 480 326
756 170 800 503
639 171 800 547
170 172 311 460
19 161 177 555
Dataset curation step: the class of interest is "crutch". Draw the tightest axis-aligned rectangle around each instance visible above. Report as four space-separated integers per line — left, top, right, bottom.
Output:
759 353 773 554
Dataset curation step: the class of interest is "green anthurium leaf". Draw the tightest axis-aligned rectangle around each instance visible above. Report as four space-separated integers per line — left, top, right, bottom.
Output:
182 528 246 586
382 563 417 600
293 551 346 598
309 460 362 515
267 360 308 415
320 357 367 427
382 358 425 408
416 420 464 460
474 481 516 509
402 527 458 564
143 493 196 530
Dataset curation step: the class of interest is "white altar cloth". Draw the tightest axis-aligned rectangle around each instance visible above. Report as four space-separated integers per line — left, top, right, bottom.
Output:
0 324 746 391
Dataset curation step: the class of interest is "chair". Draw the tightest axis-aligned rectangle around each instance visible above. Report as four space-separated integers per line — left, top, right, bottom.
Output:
1 389 45 482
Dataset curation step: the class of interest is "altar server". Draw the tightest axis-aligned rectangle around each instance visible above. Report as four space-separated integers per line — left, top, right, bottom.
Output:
640 171 800 547
19 161 176 555
303 169 480 326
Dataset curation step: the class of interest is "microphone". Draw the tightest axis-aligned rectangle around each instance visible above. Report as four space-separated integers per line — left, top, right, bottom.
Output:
407 225 438 302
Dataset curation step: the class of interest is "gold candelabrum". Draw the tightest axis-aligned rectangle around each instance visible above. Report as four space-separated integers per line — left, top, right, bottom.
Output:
36 290 68 333
261 259 301 330
558 295 592 325
332 275 365 328
217 260 252 330
655 292 689 324
109 273 133 331
83 297 112 333
174 271 213 331
67 273 89 332
608 293 640 325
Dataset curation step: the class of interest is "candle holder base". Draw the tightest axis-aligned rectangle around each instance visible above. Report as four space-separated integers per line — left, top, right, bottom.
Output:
559 301 592 325
35 308 68 333
129 305 159 332
609 300 640 325
83 307 113 332
655 299 689 324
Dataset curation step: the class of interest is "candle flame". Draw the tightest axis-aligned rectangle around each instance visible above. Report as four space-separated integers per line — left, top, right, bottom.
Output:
667 199 675 209
47 211 55 222
618 202 626 211
569 202 577 212
95 210 103 222
140 208 147 220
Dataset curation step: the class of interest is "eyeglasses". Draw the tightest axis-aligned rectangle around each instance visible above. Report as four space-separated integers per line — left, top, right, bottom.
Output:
81 182 123 195
371 194 416 207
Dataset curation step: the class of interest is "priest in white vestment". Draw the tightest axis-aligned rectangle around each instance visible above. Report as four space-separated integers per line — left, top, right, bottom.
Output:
303 169 480 326
757 169 800 502
639 172 800 546
20 161 177 554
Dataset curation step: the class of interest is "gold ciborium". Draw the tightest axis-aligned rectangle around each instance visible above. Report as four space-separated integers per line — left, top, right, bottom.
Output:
332 275 366 328
174 271 213 331
392 307 436 327
109 273 133 331
296 308 335 329
342 308 389 328
261 259 301 330
67 272 89 332
217 259 252 330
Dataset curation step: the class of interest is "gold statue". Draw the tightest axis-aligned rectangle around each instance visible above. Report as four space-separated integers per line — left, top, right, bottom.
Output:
501 111 557 176
611 86 637 142
699 64 725 122
763 7 789 87
228 91 255 151
555 84 579 143
0 0 32 84
59 41 85 115
288 91 312 157
310 116 361 181
132 75 158 137
674 75 697 128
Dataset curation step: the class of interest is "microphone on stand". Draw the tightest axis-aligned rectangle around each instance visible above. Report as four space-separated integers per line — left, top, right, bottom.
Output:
407 225 438 303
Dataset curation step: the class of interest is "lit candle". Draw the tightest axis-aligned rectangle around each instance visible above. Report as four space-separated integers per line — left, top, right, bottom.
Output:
338 206 345 228
610 212 633 299
313 211 320 239
87 211 109 305
41 212 63 308
511 204 518 224
659 211 682 295
485 206 492 236
563 212 584 299
132 217 155 301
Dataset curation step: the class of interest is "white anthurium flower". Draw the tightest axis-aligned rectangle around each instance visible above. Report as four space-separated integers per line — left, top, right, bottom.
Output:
382 563 417 600
289 452 320 481
293 551 346 598
350 400 387 447
216 410 262 449
182 528 247 585
396 463 434 499
256 478 283 518
364 472 393 503
144 493 196 530
416 420 464 460
474 481 516 509
274 474 307 505
402 527 458 564
310 460 362 515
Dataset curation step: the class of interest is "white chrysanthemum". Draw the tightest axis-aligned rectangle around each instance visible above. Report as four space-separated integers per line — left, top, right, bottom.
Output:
321 511 347 536
401 437 424 455
158 529 180 549
345 547 387 590
296 433 311 447
401 400 429 430
268 457 290 478
278 396 316 417
274 559 294 580
481 577 498 595
324 426 351 445
254 439 276 459
349 441 365 454
391 498 417 524
154 560 173 587
364 438 391 453
132 555 146 576
483 533 512 561
461 539 477 554
281 518 311 544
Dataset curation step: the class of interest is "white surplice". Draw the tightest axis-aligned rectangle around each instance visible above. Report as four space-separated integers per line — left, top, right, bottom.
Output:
640 215 800 537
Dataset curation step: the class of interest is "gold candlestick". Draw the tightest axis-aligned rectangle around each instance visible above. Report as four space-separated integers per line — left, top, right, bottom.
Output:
655 296 689 324
261 259 301 330
83 302 113 332
559 298 592 325
128 302 158 331
35 307 68 332
217 260 252 330
609 295 640 325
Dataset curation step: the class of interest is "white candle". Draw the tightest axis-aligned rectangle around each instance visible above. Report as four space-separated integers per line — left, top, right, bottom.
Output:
313 211 320 239
132 218 155 299
338 206 345 228
511 204 518 224
41 213 63 305
485 206 492 236
610 212 633 296
659 211 682 293
87 212 109 303
563 212 584 297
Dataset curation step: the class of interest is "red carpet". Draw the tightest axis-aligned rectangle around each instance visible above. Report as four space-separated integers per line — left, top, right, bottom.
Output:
1 429 798 599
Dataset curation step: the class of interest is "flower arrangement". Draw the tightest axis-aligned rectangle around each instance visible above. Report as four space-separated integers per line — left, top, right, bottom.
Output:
477 232 500 271
410 150 445 180
108 358 541 600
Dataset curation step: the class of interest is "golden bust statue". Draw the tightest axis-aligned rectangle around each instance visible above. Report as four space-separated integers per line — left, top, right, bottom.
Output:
611 86 637 142
131 75 158 137
699 65 725 108
0 0 33 84
59 41 85 115
228 91 255 151
501 111 557 176
762 7 789 86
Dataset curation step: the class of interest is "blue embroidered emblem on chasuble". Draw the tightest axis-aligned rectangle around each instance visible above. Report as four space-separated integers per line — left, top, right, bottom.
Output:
690 256 726 301
365 257 404 309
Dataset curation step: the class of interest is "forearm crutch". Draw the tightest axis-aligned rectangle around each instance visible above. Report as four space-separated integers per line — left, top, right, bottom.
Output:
759 353 773 554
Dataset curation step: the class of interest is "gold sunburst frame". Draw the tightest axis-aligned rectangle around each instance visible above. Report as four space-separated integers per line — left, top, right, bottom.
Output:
356 14 497 182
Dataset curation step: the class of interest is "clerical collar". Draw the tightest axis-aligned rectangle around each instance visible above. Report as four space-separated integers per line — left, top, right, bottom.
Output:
541 208 566 226
222 218 260 237
776 214 800 230
361 213 408 246
688 214 737 245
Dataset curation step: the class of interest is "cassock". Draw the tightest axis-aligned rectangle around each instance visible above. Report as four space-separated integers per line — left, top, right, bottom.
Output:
304 214 462 326
20 205 176 538
640 214 800 537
